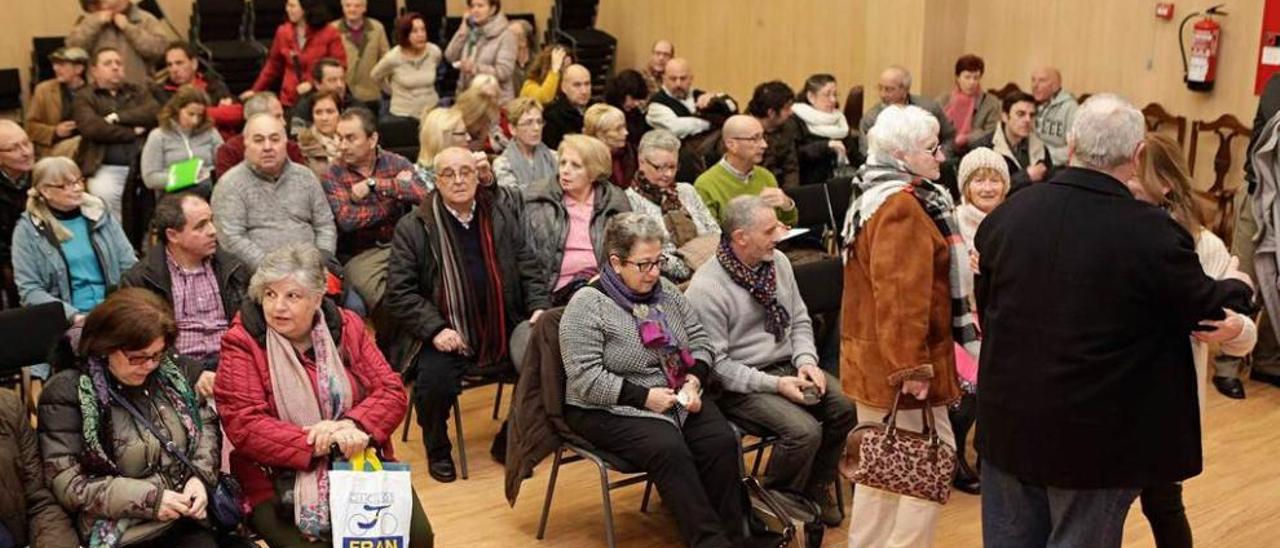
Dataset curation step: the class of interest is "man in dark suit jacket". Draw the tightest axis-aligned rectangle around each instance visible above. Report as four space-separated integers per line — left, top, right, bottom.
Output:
974 94 1253 548
541 64 593 150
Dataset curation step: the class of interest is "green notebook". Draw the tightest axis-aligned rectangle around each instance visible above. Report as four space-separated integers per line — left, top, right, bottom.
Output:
165 157 204 192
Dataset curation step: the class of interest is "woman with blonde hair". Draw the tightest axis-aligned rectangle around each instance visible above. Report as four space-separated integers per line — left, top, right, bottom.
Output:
11 156 135 325
523 134 630 304
1124 132 1256 548
415 107 470 190
583 103 636 188
454 83 504 153
493 97 557 189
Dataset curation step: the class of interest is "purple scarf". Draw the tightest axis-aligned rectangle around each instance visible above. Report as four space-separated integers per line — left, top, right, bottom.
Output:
598 265 694 388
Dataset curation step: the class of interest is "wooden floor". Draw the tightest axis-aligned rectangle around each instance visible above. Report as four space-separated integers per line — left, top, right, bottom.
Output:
399 377 1280 547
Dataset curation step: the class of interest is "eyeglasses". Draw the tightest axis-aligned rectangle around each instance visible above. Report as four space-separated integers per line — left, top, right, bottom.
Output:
619 255 668 273
43 178 85 191
122 349 165 366
924 143 943 157
438 167 477 183
642 158 678 174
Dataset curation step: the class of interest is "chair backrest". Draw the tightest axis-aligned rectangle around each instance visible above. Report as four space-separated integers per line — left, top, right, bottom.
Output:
786 183 833 228
843 85 864 133
793 256 843 315
30 37 66 90
825 177 853 237
1188 113 1251 244
194 0 249 42
0 302 69 377
988 82 1023 100
253 0 287 42
1142 102 1187 148
0 69 22 111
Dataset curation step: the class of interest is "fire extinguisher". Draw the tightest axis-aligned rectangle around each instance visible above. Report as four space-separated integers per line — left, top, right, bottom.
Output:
1180 4 1228 92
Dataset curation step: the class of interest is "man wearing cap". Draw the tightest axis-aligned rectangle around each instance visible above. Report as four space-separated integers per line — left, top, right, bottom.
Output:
27 47 89 159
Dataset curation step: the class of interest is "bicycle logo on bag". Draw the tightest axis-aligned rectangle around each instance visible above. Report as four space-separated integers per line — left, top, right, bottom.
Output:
342 492 403 548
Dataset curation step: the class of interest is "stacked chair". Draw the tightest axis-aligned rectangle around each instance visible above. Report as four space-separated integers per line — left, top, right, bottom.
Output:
190 0 266 95
550 0 616 98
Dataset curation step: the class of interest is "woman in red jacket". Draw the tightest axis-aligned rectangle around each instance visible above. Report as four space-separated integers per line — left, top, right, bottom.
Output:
244 0 347 108
213 244 431 547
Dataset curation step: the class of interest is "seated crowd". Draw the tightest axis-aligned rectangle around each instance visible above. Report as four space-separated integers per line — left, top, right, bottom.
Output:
0 0 1263 547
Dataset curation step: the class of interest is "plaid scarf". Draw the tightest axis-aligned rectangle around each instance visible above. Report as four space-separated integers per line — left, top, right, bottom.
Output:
426 190 508 365
715 236 790 342
77 355 202 548
841 160 982 358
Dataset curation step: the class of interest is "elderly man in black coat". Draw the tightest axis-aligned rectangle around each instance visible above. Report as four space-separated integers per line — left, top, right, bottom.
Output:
974 94 1253 548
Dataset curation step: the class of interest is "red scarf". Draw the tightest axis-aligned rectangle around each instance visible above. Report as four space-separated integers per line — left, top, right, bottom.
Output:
944 87 978 146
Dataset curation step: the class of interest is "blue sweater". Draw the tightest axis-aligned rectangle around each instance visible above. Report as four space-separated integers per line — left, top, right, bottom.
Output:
59 214 107 312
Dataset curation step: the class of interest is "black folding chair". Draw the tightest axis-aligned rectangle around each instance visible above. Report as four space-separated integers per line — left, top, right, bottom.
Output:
0 302 70 402
537 443 653 548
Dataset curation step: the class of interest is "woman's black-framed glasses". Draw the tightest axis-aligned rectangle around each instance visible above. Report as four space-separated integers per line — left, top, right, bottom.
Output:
620 256 669 273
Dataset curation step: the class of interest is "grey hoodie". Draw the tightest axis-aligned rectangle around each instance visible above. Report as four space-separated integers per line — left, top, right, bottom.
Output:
1034 89 1079 165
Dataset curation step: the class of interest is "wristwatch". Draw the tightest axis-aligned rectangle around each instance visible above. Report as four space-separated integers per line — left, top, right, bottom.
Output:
365 178 376 192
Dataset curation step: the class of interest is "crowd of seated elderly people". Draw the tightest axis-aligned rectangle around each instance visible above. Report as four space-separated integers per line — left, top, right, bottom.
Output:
0 1 1256 546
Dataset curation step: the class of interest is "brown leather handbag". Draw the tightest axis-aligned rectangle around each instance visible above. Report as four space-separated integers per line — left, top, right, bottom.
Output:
838 392 957 504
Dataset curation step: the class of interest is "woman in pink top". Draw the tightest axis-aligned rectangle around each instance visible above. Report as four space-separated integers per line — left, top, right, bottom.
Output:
522 134 631 305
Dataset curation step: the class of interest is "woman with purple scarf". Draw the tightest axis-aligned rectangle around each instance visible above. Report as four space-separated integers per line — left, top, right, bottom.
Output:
559 213 746 548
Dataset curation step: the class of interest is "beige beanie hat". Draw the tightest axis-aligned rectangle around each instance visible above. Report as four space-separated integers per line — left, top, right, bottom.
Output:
958 147 1010 201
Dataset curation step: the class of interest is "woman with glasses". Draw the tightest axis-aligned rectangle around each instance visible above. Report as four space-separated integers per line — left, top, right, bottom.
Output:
215 244 431 547
493 97 556 190
11 156 135 326
38 288 225 547
415 107 471 191
559 212 748 547
523 134 630 306
839 105 970 547
624 129 719 283
792 73 856 185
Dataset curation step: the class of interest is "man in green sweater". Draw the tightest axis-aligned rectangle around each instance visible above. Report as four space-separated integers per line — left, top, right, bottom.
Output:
694 115 799 225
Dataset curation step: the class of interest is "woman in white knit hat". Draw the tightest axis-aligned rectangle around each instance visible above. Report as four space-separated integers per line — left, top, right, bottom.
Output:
955 146 1010 256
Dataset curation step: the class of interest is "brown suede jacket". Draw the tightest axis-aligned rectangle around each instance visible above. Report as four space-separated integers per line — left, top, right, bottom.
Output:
840 189 961 409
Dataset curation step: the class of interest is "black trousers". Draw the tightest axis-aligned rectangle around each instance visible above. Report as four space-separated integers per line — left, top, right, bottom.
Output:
127 519 220 548
1141 482 1192 548
414 344 475 460
565 401 745 548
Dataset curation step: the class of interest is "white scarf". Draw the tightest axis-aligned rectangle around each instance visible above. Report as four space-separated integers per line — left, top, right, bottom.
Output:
792 103 850 140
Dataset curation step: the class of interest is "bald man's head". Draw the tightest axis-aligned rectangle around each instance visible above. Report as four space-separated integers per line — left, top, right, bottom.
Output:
722 115 766 167
243 114 288 177
433 146 480 209
1031 67 1063 103
662 58 693 99
561 64 593 108
0 120 34 177
878 66 911 106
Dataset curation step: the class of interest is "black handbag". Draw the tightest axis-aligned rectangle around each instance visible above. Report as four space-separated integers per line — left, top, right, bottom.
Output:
108 384 245 532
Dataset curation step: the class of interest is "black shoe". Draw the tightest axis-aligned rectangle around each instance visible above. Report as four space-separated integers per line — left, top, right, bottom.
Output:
953 454 981 495
811 484 844 527
1212 376 1246 399
428 455 457 483
1250 370 1280 388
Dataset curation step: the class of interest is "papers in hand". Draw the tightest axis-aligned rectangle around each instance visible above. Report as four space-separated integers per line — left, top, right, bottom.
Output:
780 227 811 241
165 157 204 192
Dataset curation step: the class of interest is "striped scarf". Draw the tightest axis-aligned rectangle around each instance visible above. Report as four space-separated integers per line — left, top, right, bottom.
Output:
427 190 508 365
841 160 982 358
77 355 202 548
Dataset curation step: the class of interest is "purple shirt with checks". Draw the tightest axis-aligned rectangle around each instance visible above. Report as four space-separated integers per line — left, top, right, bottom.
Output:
167 255 229 361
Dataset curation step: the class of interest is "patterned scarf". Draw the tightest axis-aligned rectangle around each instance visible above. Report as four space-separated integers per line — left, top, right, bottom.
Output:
265 311 352 539
714 236 790 342
77 355 203 548
841 160 982 358
597 265 693 389
426 190 508 366
633 170 700 247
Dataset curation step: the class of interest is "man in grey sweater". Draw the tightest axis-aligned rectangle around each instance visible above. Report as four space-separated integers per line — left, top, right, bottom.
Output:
211 114 336 268
685 195 855 526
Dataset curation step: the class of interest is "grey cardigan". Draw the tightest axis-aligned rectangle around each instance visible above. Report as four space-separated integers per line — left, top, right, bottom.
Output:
522 178 630 290
559 280 714 426
684 250 818 394
211 161 337 267
139 123 223 190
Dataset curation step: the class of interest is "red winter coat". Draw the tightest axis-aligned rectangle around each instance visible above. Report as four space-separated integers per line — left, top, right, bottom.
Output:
252 23 347 107
214 299 407 507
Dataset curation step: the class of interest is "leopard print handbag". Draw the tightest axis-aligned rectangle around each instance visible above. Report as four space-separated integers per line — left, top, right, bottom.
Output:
845 392 957 504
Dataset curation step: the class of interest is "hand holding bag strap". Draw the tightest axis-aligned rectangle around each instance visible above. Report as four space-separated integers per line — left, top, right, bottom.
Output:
884 386 940 446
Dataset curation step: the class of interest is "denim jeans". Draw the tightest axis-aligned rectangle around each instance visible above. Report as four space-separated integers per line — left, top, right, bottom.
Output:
982 462 1140 548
